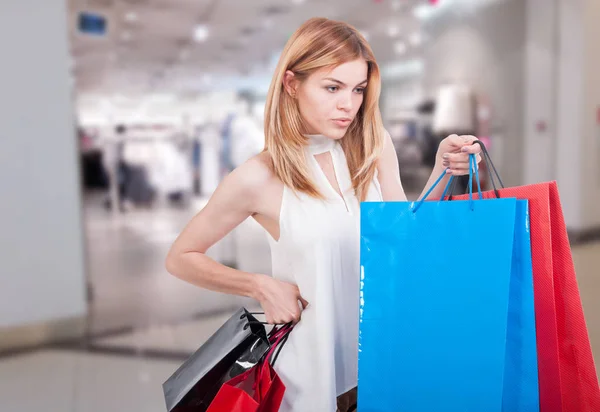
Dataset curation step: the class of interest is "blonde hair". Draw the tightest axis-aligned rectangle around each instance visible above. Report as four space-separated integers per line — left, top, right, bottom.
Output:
264 17 385 201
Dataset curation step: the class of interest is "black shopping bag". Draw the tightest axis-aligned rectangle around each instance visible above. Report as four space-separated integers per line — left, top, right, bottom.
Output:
163 308 270 412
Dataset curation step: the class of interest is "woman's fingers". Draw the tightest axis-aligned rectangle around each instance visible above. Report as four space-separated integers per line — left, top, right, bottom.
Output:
444 154 482 176
446 134 479 149
442 153 481 166
460 142 481 154
299 296 309 309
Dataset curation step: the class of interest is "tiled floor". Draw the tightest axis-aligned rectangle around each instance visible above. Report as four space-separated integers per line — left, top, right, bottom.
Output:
0 350 180 412
92 312 236 354
572 243 600 363
82 194 258 334
1 193 599 411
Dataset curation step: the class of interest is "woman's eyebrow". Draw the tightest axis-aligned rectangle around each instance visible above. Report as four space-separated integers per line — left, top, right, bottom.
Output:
323 77 368 86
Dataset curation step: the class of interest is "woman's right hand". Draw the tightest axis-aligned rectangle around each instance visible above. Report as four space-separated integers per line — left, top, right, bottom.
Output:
254 274 309 325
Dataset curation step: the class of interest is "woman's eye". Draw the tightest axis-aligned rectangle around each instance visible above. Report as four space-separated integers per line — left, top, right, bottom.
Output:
354 87 365 94
326 86 338 93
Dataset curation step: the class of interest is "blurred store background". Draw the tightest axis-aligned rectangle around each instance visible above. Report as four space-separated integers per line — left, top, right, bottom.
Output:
1 0 600 410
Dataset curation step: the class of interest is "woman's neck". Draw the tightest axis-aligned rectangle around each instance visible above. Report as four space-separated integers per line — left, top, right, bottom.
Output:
305 133 336 154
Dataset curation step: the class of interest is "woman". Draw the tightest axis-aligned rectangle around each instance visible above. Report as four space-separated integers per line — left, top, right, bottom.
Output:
166 17 481 412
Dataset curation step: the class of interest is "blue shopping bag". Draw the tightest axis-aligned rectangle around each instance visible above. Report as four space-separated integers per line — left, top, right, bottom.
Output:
358 155 539 412
503 200 539 411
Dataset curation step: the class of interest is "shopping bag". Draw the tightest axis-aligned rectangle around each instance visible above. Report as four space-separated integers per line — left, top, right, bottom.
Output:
204 368 259 412
449 143 600 412
254 360 286 411
503 200 540 411
359 156 539 411
162 308 270 412
206 324 290 412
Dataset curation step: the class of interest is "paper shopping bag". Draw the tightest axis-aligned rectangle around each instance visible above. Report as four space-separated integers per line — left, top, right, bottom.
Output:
207 325 290 412
162 308 270 411
449 141 600 412
359 159 539 411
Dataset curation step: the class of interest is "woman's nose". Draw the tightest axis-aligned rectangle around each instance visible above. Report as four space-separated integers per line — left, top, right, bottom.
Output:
337 92 352 111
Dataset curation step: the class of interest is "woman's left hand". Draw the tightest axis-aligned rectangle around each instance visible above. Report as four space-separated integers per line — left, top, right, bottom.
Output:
436 134 482 176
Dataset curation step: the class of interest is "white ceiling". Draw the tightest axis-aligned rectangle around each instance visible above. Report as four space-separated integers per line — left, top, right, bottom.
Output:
69 0 432 98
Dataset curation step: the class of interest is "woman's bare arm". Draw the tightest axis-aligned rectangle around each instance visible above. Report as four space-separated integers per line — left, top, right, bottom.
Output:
165 154 308 324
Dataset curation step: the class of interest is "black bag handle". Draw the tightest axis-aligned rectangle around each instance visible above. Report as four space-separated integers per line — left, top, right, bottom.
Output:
239 311 293 366
268 325 291 366
240 311 291 332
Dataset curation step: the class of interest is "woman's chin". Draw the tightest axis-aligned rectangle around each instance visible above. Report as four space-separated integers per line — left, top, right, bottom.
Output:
323 127 348 140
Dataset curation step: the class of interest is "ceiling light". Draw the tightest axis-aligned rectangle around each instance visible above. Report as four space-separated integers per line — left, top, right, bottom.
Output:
125 12 138 22
291 0 306 4
387 24 400 38
193 24 209 42
414 4 436 20
394 41 407 55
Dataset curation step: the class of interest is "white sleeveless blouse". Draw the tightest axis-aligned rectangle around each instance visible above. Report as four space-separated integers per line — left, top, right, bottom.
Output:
268 134 383 411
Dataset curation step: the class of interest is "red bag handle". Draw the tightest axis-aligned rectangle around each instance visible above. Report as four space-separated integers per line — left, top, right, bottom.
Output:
265 324 293 364
253 324 293 398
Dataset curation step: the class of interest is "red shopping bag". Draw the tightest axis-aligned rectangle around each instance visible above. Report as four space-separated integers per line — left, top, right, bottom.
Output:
255 359 286 411
254 325 287 412
207 325 290 412
451 181 599 412
205 368 260 412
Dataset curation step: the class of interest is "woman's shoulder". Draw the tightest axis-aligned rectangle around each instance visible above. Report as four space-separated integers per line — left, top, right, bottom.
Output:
228 151 279 194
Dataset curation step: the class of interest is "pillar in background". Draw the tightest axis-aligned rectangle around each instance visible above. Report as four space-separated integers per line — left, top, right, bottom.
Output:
0 0 87 349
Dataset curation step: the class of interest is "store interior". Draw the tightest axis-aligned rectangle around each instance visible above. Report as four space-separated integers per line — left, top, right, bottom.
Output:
73 0 522 334
1 0 600 410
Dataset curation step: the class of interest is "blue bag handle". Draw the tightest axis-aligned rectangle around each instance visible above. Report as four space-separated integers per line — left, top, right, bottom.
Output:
445 140 504 200
412 153 482 213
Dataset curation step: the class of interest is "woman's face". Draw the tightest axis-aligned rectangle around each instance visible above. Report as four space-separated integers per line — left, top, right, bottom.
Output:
286 58 368 140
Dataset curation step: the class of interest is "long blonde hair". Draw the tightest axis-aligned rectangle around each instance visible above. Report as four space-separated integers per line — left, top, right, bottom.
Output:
264 17 385 201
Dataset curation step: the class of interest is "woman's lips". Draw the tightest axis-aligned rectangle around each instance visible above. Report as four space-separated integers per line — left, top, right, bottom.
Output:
332 118 352 127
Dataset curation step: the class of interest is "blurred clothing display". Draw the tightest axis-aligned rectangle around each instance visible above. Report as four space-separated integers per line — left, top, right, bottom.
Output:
94 124 197 210
220 113 236 176
383 82 497 198
432 83 476 136
101 125 127 211
200 123 222 197
123 165 155 206
149 140 193 203
230 114 264 168
431 84 481 194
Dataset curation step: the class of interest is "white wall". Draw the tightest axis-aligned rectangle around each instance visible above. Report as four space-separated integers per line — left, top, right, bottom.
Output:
551 0 600 231
420 0 527 187
580 0 600 229
416 0 599 231
523 0 559 185
0 0 87 329
522 0 600 231
555 0 585 229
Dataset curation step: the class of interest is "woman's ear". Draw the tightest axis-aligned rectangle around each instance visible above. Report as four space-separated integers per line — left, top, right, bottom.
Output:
283 70 298 98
